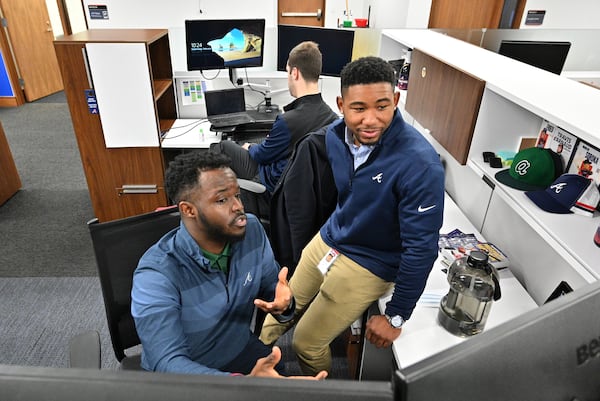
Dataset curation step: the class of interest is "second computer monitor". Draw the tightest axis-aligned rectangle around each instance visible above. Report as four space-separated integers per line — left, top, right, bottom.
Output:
498 40 571 75
277 25 355 77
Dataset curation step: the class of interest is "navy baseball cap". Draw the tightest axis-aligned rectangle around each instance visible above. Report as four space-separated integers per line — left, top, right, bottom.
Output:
495 147 563 191
525 174 600 217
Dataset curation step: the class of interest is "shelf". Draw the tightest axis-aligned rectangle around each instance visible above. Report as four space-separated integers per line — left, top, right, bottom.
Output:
469 158 600 282
159 118 176 133
153 79 172 100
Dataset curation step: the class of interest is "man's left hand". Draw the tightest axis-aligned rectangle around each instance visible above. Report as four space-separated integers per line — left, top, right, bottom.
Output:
242 142 253 151
254 267 292 314
365 315 402 348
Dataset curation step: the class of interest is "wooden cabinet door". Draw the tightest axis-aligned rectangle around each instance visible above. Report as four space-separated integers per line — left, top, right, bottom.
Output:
278 0 325 27
0 121 20 205
0 0 63 101
428 0 504 29
405 49 484 165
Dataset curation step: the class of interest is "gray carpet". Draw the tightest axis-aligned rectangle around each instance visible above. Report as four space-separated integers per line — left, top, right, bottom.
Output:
0 276 118 369
0 92 96 277
0 92 117 369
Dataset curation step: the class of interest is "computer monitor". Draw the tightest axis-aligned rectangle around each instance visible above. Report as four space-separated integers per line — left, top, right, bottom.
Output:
185 18 266 74
393 280 600 401
277 25 355 77
498 40 571 75
0 364 393 401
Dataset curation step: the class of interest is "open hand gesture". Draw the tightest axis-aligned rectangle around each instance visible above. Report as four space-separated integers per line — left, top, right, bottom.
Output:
254 267 292 315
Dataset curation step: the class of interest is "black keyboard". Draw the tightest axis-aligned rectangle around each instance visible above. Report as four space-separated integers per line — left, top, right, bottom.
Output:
209 113 255 128
234 133 267 144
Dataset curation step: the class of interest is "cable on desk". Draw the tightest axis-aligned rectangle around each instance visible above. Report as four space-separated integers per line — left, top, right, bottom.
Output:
161 119 208 140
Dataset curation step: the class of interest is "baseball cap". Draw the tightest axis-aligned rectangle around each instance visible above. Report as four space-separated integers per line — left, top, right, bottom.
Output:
525 174 600 217
495 147 563 191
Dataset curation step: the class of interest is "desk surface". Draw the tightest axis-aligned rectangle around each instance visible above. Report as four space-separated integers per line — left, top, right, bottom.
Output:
379 193 537 369
160 118 271 149
160 119 221 149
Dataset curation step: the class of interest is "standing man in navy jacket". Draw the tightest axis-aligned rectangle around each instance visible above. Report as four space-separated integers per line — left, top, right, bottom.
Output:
260 57 445 375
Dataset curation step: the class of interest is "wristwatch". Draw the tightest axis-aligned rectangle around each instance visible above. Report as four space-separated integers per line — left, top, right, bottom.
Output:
385 314 405 329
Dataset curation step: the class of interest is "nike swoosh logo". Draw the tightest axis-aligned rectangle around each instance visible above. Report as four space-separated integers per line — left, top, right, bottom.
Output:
418 205 436 213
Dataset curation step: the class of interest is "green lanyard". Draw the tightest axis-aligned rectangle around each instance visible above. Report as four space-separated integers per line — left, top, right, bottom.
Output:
202 243 231 274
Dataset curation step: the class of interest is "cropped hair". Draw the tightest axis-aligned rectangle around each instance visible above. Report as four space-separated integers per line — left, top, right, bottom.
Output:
287 41 322 82
340 56 396 92
165 151 232 204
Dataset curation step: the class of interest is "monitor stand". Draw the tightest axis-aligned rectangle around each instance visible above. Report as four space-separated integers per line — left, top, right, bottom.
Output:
258 97 279 114
228 67 239 86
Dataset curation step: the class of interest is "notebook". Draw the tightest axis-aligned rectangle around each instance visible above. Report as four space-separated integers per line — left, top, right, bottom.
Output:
204 88 255 129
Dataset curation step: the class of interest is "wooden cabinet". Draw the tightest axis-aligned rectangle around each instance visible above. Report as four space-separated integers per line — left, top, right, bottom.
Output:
54 30 176 222
0 120 21 205
405 49 484 165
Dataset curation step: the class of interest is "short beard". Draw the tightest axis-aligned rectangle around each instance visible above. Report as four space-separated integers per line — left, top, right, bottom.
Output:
198 211 246 243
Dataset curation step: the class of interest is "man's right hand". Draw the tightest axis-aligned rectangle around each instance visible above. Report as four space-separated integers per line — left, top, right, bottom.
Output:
248 346 328 380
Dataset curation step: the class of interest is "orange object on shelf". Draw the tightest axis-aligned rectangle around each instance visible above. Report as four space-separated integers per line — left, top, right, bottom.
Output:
355 18 368 27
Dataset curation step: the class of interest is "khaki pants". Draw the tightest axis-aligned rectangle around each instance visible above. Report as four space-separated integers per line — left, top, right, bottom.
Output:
260 233 393 375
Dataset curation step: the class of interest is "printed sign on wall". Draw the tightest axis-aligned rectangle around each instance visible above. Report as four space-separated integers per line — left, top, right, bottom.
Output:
88 5 109 20
525 10 545 25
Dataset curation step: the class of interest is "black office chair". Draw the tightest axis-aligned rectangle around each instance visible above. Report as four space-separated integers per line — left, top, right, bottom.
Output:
81 207 181 369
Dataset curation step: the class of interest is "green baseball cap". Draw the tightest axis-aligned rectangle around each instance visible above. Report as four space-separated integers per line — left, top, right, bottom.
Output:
495 147 563 191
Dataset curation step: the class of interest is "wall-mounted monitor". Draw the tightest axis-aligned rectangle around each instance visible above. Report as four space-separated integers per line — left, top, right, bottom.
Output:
185 19 266 71
498 40 571 75
277 25 355 77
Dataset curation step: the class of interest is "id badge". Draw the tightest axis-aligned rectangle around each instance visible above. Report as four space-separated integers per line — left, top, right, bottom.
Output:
317 248 339 275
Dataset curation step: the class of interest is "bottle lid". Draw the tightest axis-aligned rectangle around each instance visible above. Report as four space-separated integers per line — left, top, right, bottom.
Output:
467 250 489 268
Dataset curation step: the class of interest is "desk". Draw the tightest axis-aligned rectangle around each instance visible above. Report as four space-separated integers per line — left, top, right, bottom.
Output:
160 119 221 149
160 118 272 149
360 193 537 378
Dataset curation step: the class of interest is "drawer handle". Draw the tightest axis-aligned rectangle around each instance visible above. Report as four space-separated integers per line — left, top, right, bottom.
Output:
118 184 158 195
282 9 322 19
421 66 427 78
482 175 495 189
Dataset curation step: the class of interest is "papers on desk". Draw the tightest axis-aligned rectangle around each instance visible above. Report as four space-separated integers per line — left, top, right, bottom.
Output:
417 290 445 307
439 228 510 270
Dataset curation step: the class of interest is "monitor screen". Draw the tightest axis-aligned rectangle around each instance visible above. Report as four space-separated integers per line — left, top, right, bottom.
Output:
393 280 600 401
185 19 265 71
0 364 393 401
277 25 355 77
498 40 571 75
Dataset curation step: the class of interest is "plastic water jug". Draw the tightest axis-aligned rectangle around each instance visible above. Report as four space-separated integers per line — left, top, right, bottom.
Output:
438 250 502 337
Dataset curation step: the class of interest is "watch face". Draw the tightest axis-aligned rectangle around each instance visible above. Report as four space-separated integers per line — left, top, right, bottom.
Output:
390 315 404 328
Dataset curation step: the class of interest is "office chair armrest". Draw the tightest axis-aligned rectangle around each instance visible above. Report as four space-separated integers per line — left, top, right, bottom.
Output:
238 179 266 194
69 330 101 369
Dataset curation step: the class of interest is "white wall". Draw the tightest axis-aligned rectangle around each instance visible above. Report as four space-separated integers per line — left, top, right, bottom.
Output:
82 0 277 28
70 1 600 72
47 0 93 37
45 0 62 36
66 0 88 33
520 0 600 29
